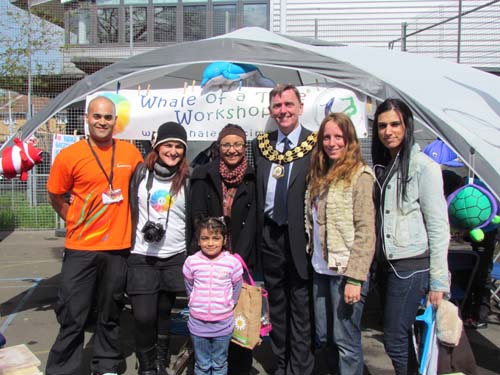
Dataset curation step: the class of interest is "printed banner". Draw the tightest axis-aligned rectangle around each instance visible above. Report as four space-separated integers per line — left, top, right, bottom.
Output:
51 133 80 164
85 86 367 141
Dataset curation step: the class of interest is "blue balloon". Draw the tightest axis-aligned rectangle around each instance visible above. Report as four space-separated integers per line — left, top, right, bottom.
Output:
201 62 275 88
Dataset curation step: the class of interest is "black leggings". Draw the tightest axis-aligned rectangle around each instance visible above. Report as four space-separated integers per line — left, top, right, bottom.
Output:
130 291 177 351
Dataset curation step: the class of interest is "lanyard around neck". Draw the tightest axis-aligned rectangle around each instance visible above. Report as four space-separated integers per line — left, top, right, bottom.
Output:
87 139 116 190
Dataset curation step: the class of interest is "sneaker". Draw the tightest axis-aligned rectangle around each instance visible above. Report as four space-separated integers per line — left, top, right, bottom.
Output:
464 318 488 329
474 321 488 329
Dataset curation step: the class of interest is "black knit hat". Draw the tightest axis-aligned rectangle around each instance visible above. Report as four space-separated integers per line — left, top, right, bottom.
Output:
152 121 188 149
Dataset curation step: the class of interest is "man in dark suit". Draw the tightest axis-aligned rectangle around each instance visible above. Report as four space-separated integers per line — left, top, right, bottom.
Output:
252 84 316 375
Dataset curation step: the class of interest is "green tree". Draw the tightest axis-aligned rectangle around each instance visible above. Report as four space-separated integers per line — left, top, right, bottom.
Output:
0 3 63 90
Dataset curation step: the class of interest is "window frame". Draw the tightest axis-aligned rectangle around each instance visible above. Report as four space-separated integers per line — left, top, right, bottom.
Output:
64 0 269 46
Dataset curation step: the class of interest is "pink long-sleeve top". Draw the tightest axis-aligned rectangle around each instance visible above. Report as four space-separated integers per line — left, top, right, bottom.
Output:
183 250 243 327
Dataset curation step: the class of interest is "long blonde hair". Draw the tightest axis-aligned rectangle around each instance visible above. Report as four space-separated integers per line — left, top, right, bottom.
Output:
307 113 365 198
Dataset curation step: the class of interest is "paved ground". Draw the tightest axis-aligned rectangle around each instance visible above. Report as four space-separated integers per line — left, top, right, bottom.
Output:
1 231 499 374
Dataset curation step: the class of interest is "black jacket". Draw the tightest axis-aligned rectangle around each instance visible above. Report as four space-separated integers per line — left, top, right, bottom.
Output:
190 158 257 267
251 127 313 280
129 162 191 249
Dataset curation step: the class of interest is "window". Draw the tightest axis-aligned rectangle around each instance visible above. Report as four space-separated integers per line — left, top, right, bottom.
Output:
125 7 148 42
68 9 91 45
243 3 268 28
183 5 206 41
154 6 177 42
213 4 236 36
96 0 120 5
70 1 269 46
97 8 119 43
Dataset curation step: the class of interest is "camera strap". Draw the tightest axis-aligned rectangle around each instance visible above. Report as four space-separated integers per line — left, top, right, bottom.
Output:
145 169 155 222
145 170 172 229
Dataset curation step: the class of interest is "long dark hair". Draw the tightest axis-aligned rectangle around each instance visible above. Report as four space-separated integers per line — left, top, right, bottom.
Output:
371 98 415 200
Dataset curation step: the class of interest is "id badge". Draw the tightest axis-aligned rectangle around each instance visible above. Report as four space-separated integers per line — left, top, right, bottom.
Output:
102 188 123 205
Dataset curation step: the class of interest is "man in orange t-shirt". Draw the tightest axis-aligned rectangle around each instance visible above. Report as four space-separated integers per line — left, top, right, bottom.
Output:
46 96 143 375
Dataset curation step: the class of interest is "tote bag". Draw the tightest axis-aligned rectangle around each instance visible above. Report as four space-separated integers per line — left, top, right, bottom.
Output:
231 254 272 349
232 282 263 349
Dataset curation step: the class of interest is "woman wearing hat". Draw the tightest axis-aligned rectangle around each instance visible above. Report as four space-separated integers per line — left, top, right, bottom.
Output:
129 121 191 375
190 123 257 375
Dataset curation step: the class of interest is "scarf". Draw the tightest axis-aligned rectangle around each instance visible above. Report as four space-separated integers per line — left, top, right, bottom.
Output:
153 159 178 181
219 156 247 217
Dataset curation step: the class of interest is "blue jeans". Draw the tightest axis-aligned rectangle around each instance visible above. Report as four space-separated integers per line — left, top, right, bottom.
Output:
382 269 429 375
313 272 370 375
191 333 232 375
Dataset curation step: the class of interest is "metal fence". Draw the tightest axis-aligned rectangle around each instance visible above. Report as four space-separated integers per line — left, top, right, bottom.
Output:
0 1 497 230
0 138 150 230
387 0 500 67
0 171 57 230
310 0 500 69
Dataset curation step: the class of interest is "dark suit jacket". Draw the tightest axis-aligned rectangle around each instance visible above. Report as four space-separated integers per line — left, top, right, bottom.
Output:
190 158 257 266
251 126 312 280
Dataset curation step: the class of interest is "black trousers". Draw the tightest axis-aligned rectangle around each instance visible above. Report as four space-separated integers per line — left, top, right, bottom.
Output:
227 343 253 375
46 249 128 375
465 228 498 321
126 252 186 352
261 221 314 375
129 292 176 351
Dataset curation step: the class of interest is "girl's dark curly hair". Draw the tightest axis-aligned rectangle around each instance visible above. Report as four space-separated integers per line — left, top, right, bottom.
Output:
195 216 228 242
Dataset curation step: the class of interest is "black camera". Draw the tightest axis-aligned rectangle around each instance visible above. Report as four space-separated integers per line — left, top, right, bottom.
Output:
141 221 165 243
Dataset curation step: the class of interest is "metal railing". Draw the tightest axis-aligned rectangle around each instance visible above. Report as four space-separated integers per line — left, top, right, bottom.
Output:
0 170 58 230
387 0 500 65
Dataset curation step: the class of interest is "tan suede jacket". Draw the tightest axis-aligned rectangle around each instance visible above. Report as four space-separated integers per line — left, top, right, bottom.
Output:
305 166 376 281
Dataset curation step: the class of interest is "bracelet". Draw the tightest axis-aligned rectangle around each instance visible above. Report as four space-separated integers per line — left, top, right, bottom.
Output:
346 278 362 286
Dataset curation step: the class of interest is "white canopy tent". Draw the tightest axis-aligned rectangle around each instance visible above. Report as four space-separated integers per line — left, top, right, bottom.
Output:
6 27 500 198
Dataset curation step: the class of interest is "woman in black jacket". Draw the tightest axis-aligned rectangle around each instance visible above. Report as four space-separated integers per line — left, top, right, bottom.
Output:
190 123 257 375
129 121 190 375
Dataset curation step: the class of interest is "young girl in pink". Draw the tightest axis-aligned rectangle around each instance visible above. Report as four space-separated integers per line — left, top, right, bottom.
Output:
183 217 243 375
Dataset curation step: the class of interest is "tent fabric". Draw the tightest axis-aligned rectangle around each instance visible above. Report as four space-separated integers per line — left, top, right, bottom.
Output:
7 27 500 199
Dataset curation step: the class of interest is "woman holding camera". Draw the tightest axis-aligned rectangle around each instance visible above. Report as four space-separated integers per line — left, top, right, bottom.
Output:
129 121 190 375
190 123 256 375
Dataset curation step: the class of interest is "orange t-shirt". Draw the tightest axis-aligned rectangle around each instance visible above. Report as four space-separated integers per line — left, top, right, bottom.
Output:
47 139 143 251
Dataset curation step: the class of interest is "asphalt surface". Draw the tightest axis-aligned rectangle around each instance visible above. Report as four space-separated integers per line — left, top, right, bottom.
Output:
1 231 499 374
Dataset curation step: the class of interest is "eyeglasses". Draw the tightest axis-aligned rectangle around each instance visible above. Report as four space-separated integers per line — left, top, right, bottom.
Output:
219 142 246 151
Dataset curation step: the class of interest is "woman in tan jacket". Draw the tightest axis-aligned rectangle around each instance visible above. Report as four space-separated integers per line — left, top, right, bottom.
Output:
305 112 376 375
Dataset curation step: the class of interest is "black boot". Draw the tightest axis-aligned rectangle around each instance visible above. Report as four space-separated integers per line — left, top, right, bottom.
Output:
157 334 171 375
136 346 158 375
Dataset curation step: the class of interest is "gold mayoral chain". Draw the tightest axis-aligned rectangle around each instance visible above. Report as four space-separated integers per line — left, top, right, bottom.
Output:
257 132 317 179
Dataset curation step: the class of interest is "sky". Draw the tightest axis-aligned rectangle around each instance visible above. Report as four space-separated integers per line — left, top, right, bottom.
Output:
0 0 64 74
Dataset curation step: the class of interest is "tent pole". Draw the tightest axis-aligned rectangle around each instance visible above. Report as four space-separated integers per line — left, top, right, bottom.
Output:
457 0 463 63
401 22 407 51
